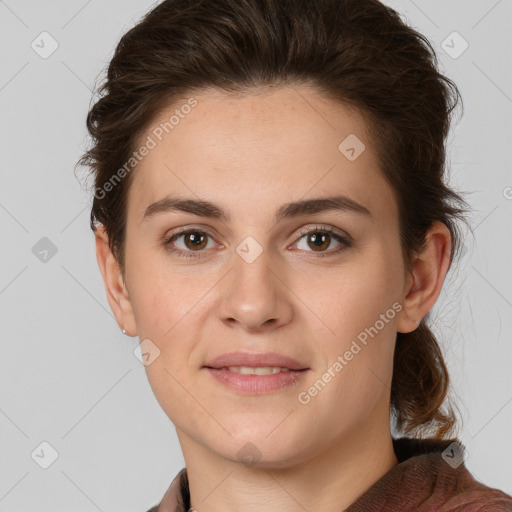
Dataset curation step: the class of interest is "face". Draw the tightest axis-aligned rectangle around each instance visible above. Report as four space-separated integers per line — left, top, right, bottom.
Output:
112 85 414 468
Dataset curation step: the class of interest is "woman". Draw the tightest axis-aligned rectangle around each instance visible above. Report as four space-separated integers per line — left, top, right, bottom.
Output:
78 0 512 510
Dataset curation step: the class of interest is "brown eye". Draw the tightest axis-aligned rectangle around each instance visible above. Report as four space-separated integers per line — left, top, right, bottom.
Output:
306 232 331 251
163 229 215 258
182 231 208 250
294 227 351 256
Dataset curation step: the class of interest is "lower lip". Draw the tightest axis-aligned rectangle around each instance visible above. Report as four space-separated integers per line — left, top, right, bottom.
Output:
204 368 309 394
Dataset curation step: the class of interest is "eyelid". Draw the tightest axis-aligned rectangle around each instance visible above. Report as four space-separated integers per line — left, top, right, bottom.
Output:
162 225 223 246
293 224 351 244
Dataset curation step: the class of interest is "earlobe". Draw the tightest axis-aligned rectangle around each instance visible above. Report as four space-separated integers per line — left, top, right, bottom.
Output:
396 221 452 334
94 225 138 336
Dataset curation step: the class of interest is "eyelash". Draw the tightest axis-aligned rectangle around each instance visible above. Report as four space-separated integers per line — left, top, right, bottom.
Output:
162 225 352 260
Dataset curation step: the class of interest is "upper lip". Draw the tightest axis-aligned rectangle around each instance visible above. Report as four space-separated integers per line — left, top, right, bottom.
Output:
204 351 309 370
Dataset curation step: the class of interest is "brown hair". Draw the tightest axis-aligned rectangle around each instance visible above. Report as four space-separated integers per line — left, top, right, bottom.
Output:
77 0 471 438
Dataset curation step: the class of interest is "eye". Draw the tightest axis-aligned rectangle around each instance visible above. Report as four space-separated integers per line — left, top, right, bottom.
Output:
292 225 351 256
162 225 351 259
163 228 217 259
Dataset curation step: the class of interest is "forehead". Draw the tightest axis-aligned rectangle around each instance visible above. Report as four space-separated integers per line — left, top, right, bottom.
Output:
127 85 396 225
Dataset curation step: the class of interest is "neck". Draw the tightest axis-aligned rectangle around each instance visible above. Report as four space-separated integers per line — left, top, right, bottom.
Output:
177 422 398 512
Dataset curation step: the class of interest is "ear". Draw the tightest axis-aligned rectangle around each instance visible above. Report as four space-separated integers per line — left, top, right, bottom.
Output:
95 224 138 337
397 221 452 334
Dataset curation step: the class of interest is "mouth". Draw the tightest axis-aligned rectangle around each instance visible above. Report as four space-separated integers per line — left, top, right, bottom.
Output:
203 367 309 394
202 352 310 394
203 351 309 371
208 366 296 375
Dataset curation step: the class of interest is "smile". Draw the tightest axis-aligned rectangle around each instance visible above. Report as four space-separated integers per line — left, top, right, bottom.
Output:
204 367 309 394
224 366 291 374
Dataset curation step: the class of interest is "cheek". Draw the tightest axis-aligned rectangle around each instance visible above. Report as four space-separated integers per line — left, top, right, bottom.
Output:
294 251 401 403
295 255 401 342
127 251 204 337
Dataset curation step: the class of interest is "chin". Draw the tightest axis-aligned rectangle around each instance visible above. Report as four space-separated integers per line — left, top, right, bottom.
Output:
207 430 310 469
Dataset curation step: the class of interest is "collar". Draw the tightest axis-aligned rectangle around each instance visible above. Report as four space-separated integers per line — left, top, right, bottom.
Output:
153 437 512 511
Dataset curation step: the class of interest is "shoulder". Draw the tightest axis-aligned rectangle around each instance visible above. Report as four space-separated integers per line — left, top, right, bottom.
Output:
398 437 512 511
434 476 512 512
346 437 512 511
145 467 189 512
439 484 512 511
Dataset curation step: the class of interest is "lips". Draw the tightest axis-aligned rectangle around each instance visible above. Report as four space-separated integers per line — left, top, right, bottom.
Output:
204 351 309 371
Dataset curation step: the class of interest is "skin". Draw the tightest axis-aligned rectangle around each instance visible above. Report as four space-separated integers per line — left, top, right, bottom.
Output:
95 85 452 511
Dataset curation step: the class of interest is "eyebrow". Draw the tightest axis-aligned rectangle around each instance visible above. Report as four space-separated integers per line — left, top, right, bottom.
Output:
141 194 372 224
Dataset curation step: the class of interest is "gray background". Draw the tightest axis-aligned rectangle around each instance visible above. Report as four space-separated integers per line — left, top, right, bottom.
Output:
0 0 511 510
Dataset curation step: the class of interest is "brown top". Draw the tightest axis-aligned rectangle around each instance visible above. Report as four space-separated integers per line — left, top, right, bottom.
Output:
146 437 512 511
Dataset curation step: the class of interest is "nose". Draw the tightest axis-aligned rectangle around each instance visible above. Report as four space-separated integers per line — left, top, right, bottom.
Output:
218 245 294 332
